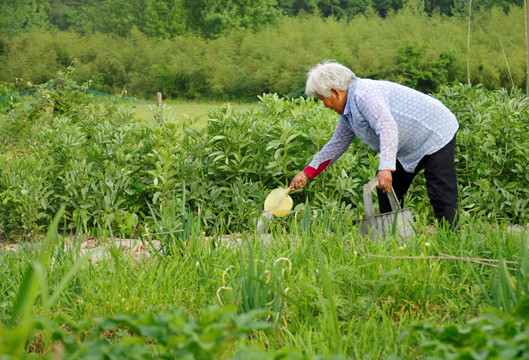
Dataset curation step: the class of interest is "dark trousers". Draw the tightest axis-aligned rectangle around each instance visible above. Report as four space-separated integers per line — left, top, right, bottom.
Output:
377 134 459 228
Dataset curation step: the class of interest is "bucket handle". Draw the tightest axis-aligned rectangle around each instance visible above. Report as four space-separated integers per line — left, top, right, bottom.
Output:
363 178 400 218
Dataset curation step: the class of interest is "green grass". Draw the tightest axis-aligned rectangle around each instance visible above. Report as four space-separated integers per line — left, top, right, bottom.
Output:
1 85 528 359
124 99 257 128
1 211 526 358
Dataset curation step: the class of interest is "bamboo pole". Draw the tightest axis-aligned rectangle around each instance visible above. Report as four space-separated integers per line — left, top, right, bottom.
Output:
466 0 473 86
525 0 529 96
157 92 163 126
498 34 515 90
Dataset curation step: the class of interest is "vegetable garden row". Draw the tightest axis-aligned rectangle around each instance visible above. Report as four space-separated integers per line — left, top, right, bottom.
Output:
0 75 528 358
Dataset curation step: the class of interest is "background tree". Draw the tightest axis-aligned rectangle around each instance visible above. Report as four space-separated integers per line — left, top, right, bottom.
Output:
184 0 280 38
137 0 187 38
2 0 525 38
275 0 319 17
317 0 372 19
83 0 136 37
423 0 453 14
371 0 405 17
450 0 524 15
0 0 50 36
276 0 402 18
47 0 87 31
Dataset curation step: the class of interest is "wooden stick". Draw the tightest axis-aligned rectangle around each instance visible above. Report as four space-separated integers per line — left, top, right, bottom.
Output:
498 34 515 90
157 92 163 126
525 0 529 96
466 0 473 85
359 253 518 271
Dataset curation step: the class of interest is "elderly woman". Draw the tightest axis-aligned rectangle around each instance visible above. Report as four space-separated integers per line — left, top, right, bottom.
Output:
290 61 459 228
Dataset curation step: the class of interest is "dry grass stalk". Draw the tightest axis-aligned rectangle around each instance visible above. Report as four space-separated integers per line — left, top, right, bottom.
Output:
467 0 473 85
359 253 518 271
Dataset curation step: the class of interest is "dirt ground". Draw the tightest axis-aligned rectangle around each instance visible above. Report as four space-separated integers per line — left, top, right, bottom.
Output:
0 233 248 263
1 224 526 263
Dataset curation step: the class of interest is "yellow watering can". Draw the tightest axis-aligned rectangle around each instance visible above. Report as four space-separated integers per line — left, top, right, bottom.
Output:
264 187 293 217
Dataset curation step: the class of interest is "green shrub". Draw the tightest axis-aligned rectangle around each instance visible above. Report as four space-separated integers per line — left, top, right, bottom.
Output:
436 84 529 222
0 78 527 237
54 306 276 360
406 242 529 359
379 41 464 93
400 298 529 360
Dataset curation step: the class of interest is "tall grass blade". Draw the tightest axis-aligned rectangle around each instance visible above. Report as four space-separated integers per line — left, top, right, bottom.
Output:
9 263 43 327
469 265 493 306
45 250 96 314
315 245 340 351
302 199 312 236
516 238 529 298
37 206 65 265
496 239 516 312
10 207 65 326
363 270 399 317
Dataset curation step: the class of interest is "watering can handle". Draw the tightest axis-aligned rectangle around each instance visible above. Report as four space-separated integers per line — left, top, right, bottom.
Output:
363 178 400 218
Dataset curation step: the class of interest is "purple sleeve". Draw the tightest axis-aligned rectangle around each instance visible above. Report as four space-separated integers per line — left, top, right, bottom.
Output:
307 117 356 177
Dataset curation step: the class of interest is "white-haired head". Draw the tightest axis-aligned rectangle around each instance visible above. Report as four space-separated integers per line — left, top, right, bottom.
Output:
305 61 356 98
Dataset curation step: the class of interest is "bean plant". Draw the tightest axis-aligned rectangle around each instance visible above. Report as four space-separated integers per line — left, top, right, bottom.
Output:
0 76 528 239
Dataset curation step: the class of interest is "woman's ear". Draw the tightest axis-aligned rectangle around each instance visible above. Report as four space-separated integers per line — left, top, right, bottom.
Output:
331 88 345 102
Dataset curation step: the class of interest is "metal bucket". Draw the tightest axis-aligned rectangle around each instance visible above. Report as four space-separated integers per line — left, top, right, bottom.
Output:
360 178 415 241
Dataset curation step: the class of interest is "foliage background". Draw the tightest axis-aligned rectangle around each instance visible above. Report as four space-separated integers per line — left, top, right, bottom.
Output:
0 2 527 100
1 0 524 38
1 2 529 358
1 78 527 238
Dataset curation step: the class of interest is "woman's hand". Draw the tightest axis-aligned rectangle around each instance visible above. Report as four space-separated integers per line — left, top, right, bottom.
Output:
376 170 393 193
290 171 309 191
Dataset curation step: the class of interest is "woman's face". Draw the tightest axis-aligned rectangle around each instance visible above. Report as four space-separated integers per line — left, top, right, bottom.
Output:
318 88 347 115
